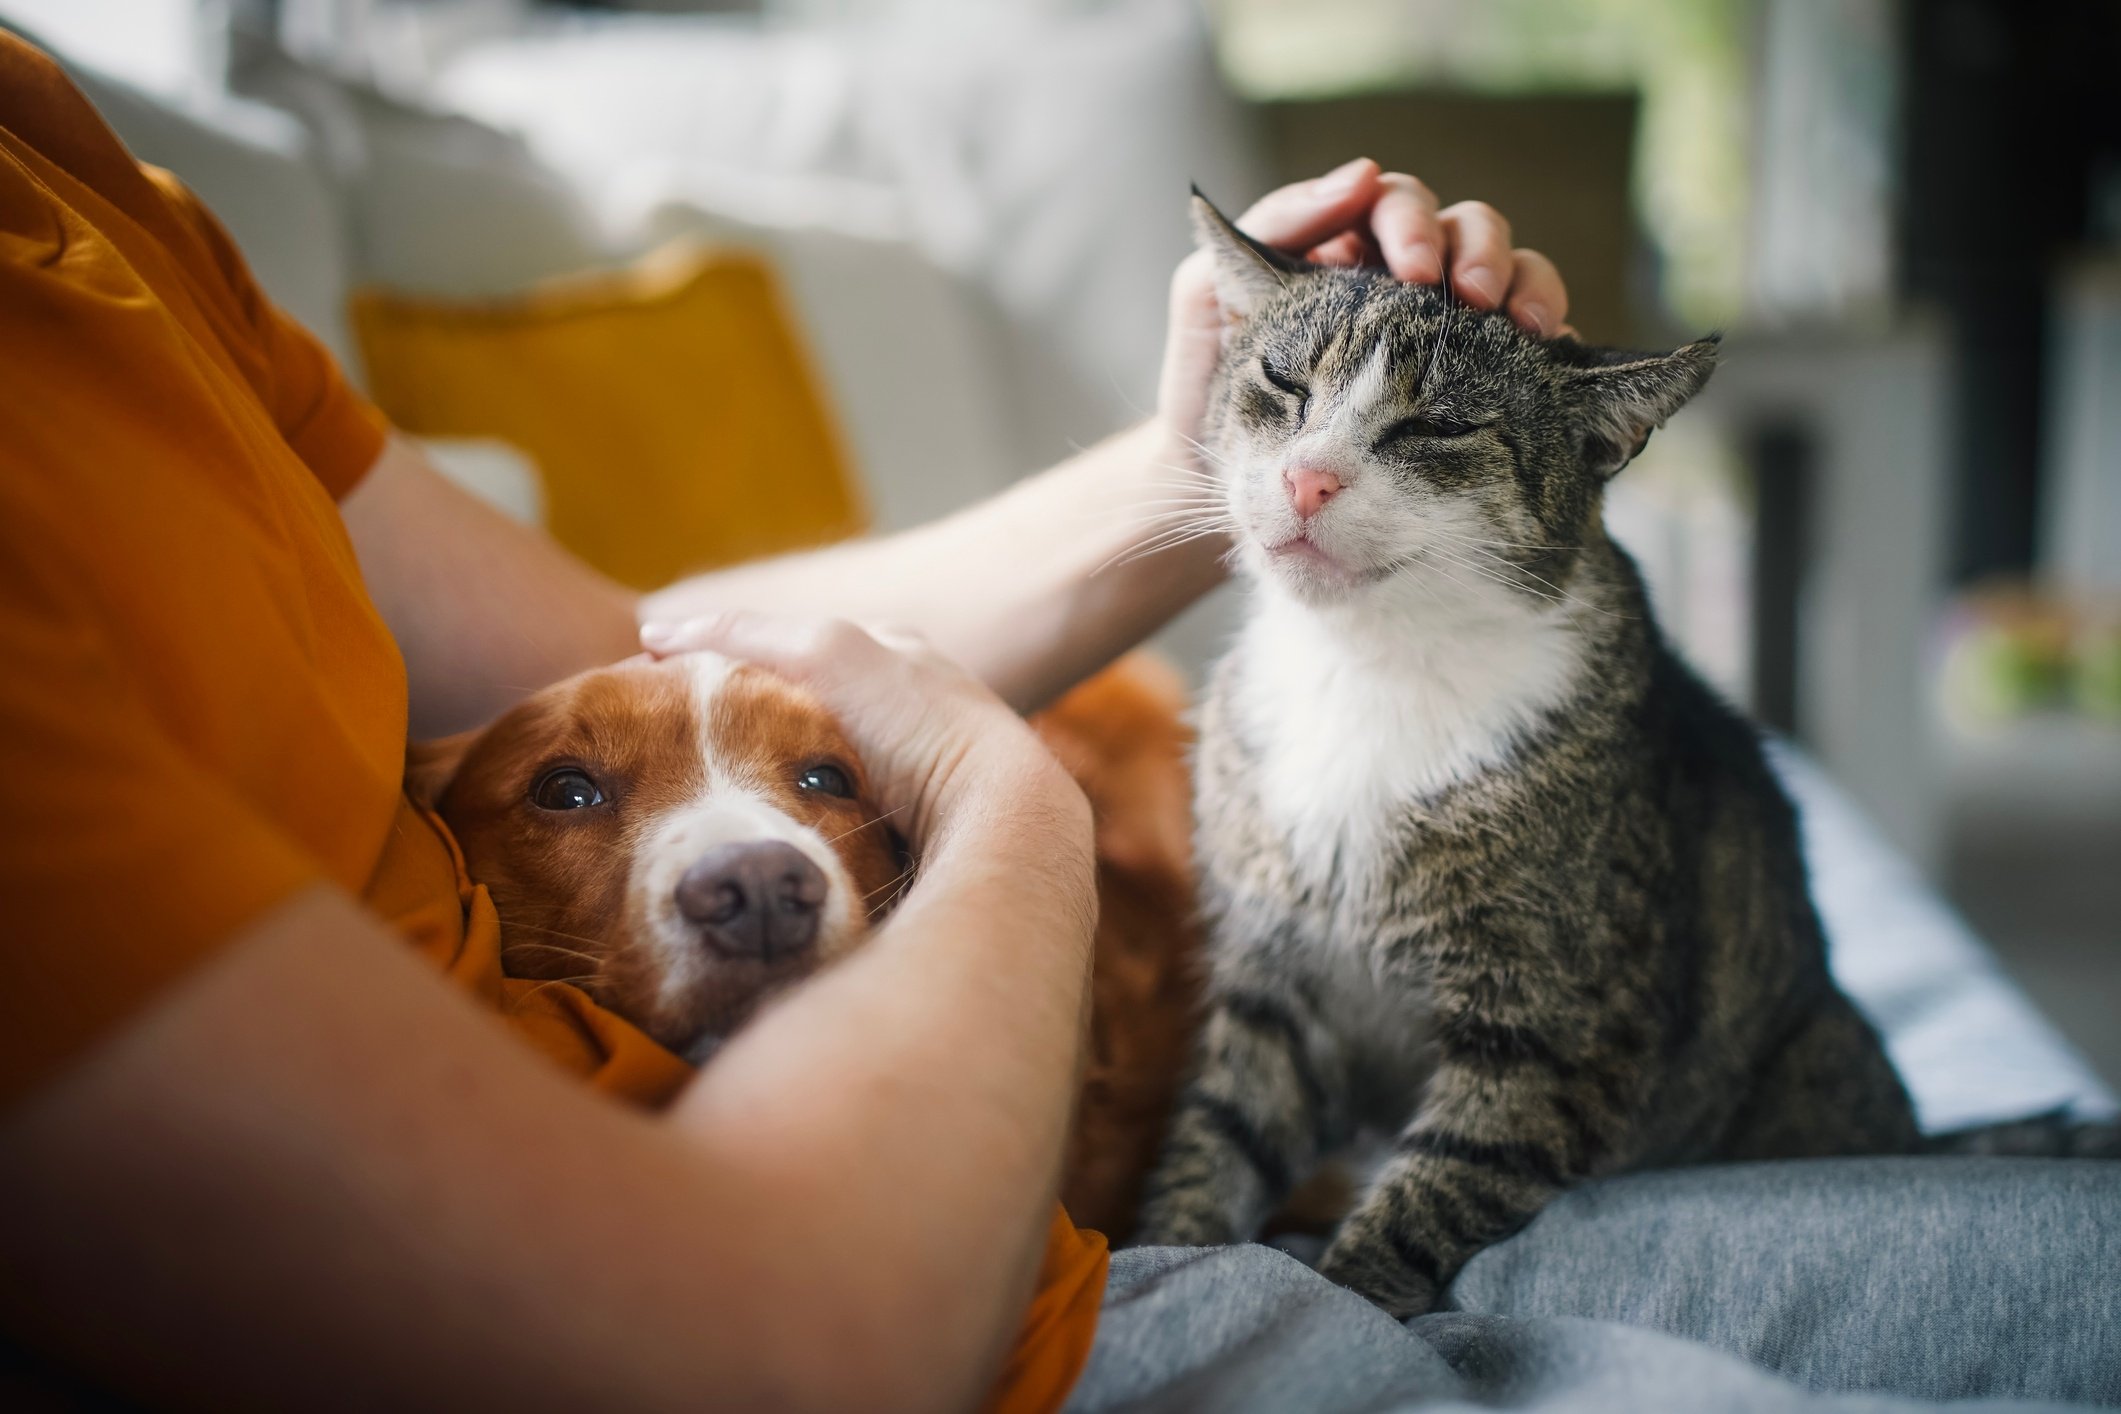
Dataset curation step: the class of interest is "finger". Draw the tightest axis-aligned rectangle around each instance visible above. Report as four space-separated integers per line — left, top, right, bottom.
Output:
1501 247 1569 338
1236 157 1381 254
639 611 873 672
1437 201 1513 309
1368 172 1445 284
1306 230 1370 268
862 621 937 660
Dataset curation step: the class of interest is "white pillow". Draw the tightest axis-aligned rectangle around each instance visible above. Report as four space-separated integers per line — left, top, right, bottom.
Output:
235 44 609 298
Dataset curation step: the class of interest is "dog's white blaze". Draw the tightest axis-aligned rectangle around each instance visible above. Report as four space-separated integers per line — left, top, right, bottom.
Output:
626 654 863 1015
682 650 739 718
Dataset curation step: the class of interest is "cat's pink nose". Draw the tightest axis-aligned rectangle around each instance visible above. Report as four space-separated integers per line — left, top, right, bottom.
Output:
1285 466 1344 520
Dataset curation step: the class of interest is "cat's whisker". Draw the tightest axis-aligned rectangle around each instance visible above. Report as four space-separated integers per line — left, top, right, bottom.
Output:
1149 453 1229 476
1408 546 1521 607
1417 268 1458 401
1422 543 1568 606
1420 523 1571 554
1094 522 1238 577
1423 538 1564 597
1130 497 1232 514
1139 478 1227 499
1108 521 1241 566
1069 501 1227 531
1166 427 1234 470
1422 542 1635 621
1140 469 1229 495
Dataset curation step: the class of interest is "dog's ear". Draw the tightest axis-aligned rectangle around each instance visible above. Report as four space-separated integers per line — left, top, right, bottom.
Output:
404 731 477 810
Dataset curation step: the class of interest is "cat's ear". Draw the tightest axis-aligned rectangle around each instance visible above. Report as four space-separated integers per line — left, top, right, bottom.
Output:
1558 336 1720 478
1190 186 1303 322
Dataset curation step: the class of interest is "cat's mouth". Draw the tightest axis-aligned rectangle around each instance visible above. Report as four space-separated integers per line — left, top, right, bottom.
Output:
1262 530 1388 595
1267 533 1338 567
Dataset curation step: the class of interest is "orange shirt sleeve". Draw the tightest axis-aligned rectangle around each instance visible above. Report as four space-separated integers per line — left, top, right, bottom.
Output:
0 31 385 500
140 168 388 498
141 168 390 500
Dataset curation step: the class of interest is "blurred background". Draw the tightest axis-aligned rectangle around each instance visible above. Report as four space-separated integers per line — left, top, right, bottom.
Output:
7 0 2116 1086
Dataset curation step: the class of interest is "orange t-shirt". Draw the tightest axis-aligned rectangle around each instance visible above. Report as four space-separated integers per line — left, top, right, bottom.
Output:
0 31 1102 1410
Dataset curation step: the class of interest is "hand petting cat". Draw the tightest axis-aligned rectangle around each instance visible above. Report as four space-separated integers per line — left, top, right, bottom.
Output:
1155 157 1572 457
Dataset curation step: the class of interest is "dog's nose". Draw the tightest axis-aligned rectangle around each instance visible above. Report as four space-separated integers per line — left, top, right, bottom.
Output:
675 840 828 962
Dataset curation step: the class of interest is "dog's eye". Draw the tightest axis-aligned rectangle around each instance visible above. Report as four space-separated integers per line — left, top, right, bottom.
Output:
532 768 605 811
796 763 854 799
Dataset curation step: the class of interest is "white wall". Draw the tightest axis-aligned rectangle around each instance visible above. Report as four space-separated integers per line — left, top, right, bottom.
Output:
0 0 216 94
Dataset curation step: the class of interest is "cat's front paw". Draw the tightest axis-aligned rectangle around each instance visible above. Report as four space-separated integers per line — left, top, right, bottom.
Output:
1316 1233 1440 1320
1129 1193 1238 1249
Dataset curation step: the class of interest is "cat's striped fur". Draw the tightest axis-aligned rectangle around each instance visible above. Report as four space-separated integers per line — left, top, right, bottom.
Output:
1130 197 1923 1317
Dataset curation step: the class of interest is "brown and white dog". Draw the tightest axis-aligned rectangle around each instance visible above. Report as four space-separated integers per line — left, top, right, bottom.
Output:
409 652 1200 1238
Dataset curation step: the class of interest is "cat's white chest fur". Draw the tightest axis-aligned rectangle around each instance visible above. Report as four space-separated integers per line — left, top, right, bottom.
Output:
1231 578 1586 894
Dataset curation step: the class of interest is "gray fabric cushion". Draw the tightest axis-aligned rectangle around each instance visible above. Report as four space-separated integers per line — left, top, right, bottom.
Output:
1447 1159 2121 1405
1777 745 2116 1130
1072 1160 2121 1413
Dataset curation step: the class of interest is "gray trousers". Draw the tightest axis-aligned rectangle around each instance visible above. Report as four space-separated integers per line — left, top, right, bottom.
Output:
1067 1159 2121 1413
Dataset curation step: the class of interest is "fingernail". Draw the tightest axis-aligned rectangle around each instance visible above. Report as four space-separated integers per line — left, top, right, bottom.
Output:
1457 266 1502 306
1313 157 1372 200
1515 301 1552 336
642 617 709 650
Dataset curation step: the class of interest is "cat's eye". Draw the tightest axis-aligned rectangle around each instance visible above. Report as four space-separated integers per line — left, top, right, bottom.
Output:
797 762 855 799
532 767 605 811
1260 359 1310 420
1379 413 1482 446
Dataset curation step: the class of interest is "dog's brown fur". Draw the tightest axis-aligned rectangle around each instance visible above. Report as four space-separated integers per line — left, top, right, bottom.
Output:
1031 656 1202 1239
413 653 1201 1240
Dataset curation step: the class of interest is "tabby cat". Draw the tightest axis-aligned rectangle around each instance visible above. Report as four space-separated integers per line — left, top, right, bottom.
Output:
1129 194 1922 1317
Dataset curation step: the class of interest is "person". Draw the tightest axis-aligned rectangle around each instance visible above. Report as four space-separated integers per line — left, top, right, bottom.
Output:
0 29 1570 1412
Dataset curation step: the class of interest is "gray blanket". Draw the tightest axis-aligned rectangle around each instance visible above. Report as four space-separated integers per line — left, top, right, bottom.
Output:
1067 1159 2120 1413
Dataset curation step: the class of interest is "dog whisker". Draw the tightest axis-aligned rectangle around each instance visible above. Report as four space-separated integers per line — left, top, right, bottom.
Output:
821 804 910 848
501 920 612 951
513 973 604 1003
502 939 606 967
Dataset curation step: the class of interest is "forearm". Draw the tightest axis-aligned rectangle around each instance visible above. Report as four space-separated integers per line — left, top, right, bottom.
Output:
670 777 1098 1401
646 420 1227 710
0 861 1090 1414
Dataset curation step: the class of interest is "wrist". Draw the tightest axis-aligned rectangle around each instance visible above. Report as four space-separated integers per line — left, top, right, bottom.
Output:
1141 413 1202 479
924 745 1095 899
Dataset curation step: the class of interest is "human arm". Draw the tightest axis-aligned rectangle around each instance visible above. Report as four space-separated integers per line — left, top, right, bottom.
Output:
347 161 1569 730
642 160 1570 711
0 627 1095 1414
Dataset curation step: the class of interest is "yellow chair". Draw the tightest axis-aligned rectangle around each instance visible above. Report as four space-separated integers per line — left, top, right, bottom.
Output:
351 242 867 589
